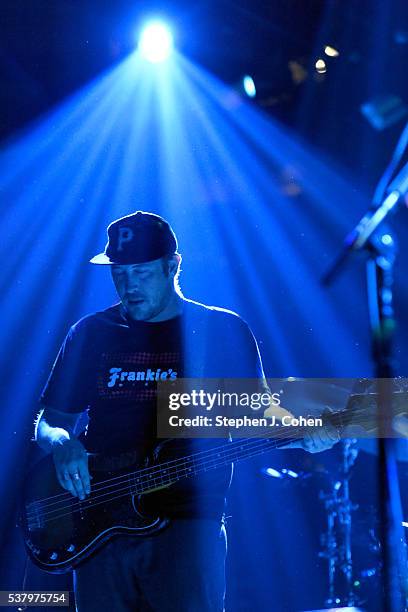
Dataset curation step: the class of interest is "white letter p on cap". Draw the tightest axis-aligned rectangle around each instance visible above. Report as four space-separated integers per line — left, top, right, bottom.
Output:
117 227 133 251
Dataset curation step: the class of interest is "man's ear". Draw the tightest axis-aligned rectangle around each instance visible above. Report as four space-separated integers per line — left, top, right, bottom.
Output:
169 254 181 278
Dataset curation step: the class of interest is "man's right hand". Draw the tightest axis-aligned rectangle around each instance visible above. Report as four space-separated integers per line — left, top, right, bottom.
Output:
52 438 91 500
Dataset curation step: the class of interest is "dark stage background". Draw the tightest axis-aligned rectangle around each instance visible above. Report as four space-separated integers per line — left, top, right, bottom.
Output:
1 1 408 610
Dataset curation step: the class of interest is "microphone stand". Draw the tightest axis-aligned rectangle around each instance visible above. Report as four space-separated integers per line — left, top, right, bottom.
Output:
322 181 407 288
322 160 408 610
366 235 407 612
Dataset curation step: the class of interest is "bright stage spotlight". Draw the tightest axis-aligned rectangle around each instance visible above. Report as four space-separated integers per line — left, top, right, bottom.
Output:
243 75 256 98
138 21 174 63
324 45 339 57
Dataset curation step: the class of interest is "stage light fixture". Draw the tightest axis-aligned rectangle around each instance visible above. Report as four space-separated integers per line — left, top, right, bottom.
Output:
315 58 327 74
281 469 299 478
138 21 174 63
263 467 283 479
324 45 339 57
242 75 256 98
381 234 393 245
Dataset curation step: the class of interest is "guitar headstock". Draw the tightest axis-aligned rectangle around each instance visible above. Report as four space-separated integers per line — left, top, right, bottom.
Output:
335 389 408 435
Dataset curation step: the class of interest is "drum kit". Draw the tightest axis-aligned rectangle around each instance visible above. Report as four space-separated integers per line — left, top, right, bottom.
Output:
263 379 408 611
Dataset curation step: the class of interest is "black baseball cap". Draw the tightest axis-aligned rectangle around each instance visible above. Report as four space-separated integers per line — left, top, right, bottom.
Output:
90 211 178 265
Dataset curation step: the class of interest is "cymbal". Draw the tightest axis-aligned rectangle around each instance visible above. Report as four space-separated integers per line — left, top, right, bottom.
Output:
272 378 352 415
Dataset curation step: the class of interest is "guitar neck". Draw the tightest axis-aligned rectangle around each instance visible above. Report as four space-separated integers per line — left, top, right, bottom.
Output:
132 429 302 494
122 389 404 496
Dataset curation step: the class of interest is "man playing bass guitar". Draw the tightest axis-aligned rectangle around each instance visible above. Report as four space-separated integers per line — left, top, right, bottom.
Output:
35 211 339 612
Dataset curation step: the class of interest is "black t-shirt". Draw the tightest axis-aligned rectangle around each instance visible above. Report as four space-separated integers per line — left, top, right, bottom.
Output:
40 298 266 518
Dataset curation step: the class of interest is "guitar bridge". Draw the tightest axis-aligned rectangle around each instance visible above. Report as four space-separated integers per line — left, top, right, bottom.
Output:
25 502 45 531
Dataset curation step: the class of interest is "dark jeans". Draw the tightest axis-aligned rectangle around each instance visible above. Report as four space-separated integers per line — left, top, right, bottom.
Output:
73 519 227 612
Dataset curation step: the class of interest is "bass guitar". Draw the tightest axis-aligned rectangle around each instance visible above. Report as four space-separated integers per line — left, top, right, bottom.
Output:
21 389 405 573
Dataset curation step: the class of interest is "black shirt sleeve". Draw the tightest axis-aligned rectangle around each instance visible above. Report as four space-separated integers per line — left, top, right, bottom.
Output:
205 311 271 408
40 319 93 413
225 314 268 382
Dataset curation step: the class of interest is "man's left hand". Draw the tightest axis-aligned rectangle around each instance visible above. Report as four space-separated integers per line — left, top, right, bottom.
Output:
300 424 340 453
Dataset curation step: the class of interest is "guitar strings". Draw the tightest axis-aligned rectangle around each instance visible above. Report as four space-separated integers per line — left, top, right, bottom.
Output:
27 426 379 526
26 407 381 523
25 406 381 520
27 403 359 512
27 393 386 513
28 433 300 525
26 407 383 524
26 405 356 514
26 430 296 518
29 387 401 511
31 413 383 527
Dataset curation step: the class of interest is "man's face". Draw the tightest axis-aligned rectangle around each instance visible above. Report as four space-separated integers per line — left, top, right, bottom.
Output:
111 258 175 321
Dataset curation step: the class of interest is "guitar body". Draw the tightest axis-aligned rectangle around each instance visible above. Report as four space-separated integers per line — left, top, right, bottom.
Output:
21 452 169 574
